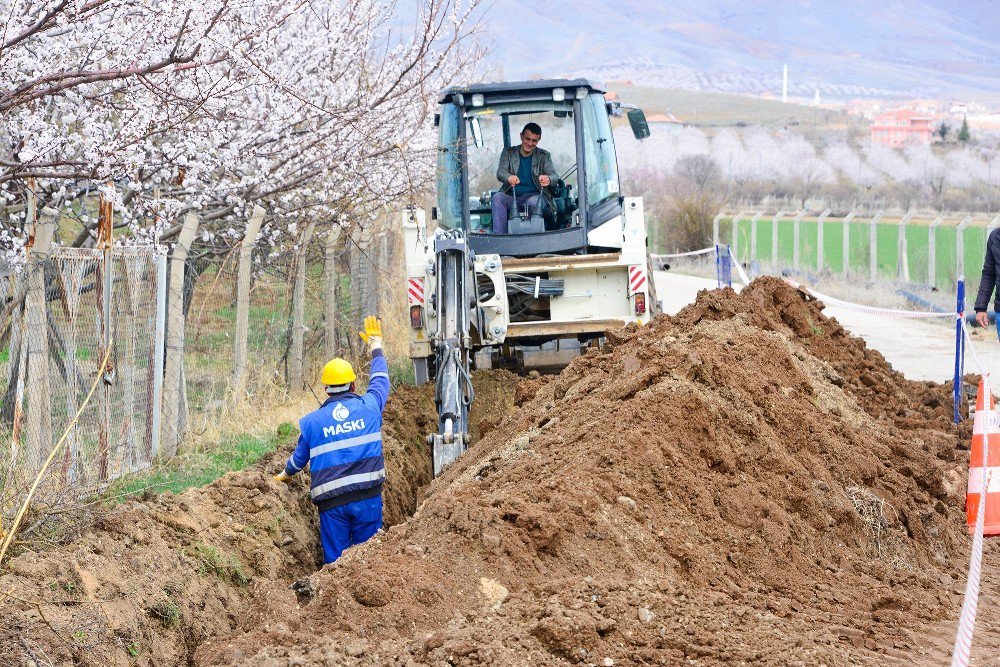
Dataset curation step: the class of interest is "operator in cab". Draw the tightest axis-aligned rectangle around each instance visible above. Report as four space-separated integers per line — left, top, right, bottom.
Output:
491 122 559 233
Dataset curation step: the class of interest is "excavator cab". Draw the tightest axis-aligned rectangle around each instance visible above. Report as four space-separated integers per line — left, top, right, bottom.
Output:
404 79 655 475
434 79 649 257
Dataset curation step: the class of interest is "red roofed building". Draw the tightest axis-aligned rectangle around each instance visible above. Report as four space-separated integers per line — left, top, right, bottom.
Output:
871 109 934 147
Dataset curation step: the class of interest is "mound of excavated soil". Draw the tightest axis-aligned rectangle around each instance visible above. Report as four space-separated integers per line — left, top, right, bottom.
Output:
0 373 518 667
189 277 969 666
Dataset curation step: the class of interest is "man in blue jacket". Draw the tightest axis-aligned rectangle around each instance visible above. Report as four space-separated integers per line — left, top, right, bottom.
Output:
274 316 390 564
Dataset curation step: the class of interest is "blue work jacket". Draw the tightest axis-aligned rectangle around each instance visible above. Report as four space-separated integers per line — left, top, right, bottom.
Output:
284 350 390 510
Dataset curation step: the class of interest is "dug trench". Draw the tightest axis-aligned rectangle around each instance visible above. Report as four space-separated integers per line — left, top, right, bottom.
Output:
0 277 979 665
0 372 518 666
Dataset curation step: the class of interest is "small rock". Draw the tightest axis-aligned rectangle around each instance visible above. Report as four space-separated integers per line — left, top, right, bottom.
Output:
479 577 509 610
512 435 531 450
638 607 654 623
617 496 636 509
603 658 615 666
346 644 365 658
353 579 392 607
404 544 426 555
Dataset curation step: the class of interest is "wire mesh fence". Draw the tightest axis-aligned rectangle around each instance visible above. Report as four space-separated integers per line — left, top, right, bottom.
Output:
0 214 408 537
0 246 161 529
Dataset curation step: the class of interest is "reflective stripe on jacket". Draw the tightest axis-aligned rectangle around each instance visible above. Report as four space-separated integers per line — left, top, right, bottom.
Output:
285 350 391 506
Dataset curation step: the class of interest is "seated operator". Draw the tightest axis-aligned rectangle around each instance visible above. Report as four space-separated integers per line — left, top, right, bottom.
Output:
491 122 558 233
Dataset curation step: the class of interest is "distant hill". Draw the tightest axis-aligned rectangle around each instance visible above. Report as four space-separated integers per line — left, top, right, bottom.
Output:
474 0 1000 103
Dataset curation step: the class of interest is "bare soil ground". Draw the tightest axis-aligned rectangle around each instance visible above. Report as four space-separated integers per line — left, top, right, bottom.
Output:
1 277 988 666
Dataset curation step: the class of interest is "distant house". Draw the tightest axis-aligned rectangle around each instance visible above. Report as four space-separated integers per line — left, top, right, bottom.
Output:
646 111 684 134
870 109 934 147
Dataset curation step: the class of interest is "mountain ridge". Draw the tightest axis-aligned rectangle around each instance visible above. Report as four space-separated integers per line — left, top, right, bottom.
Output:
475 0 1000 102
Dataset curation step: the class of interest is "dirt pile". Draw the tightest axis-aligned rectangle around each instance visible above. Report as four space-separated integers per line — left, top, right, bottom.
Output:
191 277 969 666
0 373 518 666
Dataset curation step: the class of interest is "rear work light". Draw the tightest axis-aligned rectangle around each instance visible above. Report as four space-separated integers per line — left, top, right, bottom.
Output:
634 292 646 315
410 305 424 328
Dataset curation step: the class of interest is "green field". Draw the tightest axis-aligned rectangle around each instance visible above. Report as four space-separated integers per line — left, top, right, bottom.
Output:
717 216 990 295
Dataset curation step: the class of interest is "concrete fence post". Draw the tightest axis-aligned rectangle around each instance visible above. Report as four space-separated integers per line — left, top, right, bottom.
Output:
24 208 56 470
896 212 913 282
232 205 266 401
771 210 785 266
750 212 762 263
160 211 199 458
816 209 831 271
712 211 725 247
324 224 343 361
843 211 856 275
792 210 805 270
929 214 944 289
729 211 744 262
956 215 972 281
869 212 882 282
150 251 167 459
289 220 317 392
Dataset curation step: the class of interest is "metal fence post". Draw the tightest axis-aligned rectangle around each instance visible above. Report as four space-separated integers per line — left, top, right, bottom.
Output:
150 250 168 459
955 278 965 423
750 212 762 263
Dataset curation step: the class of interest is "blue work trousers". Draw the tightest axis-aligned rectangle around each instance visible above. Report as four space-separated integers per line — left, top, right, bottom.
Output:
318 495 383 564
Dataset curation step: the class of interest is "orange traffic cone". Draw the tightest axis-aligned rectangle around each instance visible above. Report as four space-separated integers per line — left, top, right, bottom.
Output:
967 376 1000 535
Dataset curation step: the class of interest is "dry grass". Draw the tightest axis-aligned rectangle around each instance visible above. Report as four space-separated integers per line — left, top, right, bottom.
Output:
845 485 913 569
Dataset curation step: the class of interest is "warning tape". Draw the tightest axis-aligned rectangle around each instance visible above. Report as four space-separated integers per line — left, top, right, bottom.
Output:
782 280 954 319
651 246 717 259
728 248 752 287
951 322 990 666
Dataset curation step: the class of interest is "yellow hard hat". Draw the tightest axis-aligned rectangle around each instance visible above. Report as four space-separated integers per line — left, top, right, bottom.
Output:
320 358 356 386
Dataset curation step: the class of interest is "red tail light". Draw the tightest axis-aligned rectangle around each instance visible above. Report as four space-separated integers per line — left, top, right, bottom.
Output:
410 305 424 328
634 292 646 315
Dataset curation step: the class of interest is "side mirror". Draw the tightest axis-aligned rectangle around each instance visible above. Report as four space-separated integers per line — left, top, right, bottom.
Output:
627 108 650 140
434 113 440 128
431 206 439 221
469 116 484 149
